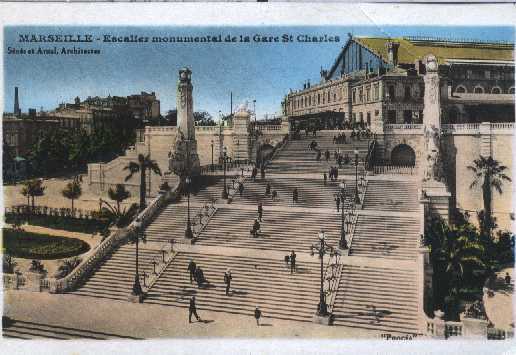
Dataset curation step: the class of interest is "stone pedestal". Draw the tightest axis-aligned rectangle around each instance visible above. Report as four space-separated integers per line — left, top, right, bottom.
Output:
170 139 201 176
431 310 447 339
462 317 489 338
313 313 333 325
24 272 42 292
423 180 451 223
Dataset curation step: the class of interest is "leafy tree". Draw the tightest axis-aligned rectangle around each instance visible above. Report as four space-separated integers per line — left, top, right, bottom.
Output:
61 176 82 212
54 257 82 278
3 254 17 274
124 154 162 211
468 156 511 234
21 179 46 212
108 184 131 213
194 111 216 126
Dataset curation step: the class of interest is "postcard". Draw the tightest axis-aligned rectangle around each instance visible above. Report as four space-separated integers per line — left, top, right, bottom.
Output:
1 3 515 354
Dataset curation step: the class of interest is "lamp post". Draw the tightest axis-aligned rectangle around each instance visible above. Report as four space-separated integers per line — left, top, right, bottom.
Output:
354 148 360 204
338 182 348 250
185 176 193 239
253 99 257 130
131 218 143 299
310 230 336 317
221 146 228 199
210 139 214 172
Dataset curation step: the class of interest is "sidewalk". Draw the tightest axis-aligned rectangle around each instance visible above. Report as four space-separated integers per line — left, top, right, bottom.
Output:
3 290 379 339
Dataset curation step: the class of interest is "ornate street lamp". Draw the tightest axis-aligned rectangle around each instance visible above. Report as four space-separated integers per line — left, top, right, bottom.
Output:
210 139 214 172
131 218 143 299
354 148 360 204
185 176 193 239
221 146 229 199
310 230 336 317
339 181 348 250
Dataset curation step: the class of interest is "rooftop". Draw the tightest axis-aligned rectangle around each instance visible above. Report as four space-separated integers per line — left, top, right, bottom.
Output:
353 36 514 64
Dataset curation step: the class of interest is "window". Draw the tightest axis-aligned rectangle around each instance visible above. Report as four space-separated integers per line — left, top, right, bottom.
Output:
485 70 491 79
455 86 467 94
474 86 484 94
308 96 311 106
359 88 363 103
352 91 356 104
404 86 411 100
387 110 396 123
373 84 379 101
352 113 356 123
491 87 501 94
366 112 371 126
466 70 473 79
359 112 364 123
388 85 395 100
366 87 370 102
318 94 321 105
420 84 425 98
328 91 331 103
403 110 412 124
334 93 337 102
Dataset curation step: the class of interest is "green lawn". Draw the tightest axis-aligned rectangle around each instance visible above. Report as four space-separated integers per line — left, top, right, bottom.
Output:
3 229 90 260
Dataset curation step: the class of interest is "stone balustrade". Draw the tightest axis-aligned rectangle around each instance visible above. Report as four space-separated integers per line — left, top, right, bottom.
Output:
47 182 180 294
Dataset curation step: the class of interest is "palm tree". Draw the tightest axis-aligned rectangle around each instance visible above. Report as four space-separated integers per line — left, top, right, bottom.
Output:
468 156 511 233
61 176 82 213
107 184 131 213
21 179 46 212
99 199 139 229
124 154 161 211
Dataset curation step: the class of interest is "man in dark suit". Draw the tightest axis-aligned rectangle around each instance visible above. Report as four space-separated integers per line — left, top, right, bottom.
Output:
224 269 232 296
290 250 296 274
189 296 201 323
257 202 263 222
187 259 196 284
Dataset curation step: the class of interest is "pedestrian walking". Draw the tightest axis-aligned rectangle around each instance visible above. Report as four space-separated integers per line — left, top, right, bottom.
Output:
290 250 296 274
265 182 271 196
189 296 201 323
292 188 298 204
258 202 263 222
260 167 265 179
224 269 232 296
252 166 257 181
239 182 244 197
325 150 330 162
323 172 327 186
335 195 341 212
254 306 262 326
195 267 206 288
272 190 278 201
505 272 511 285
187 258 196 284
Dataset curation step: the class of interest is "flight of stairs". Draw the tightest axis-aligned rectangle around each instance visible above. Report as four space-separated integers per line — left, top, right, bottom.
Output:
145 252 321 322
71 245 163 301
145 204 190 244
332 265 419 334
197 207 341 251
362 180 419 212
2 318 139 340
349 214 420 260
232 177 357 209
268 133 370 175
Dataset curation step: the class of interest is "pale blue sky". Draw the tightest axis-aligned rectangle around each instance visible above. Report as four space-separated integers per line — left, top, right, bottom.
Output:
4 25 513 119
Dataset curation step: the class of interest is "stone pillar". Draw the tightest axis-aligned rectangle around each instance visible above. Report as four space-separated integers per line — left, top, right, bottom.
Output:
281 115 290 135
421 54 451 222
431 310 447 339
169 68 201 176
462 317 489 338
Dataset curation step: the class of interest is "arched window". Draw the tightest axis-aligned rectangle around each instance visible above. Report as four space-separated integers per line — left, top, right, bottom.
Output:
474 86 484 94
509 87 515 95
318 93 321 105
491 87 501 94
455 85 467 94
327 91 331 103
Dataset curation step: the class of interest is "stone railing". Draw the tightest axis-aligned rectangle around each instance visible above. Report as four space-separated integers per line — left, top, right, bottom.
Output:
425 315 463 338
3 273 24 290
384 124 423 134
373 164 417 175
441 123 480 134
48 182 180 293
256 125 283 132
324 253 343 315
487 327 514 340
145 126 176 134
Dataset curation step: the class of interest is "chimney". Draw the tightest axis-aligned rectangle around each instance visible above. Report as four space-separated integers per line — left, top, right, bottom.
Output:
14 86 20 117
385 41 400 67
307 80 311 88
